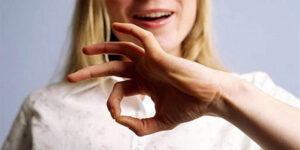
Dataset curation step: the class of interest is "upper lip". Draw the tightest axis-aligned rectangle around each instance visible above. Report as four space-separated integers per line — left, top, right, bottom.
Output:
131 9 175 18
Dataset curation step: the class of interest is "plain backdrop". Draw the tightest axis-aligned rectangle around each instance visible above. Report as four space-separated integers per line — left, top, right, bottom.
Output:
0 0 299 145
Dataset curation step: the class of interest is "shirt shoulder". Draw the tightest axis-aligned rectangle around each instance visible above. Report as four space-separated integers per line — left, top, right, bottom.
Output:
229 71 300 108
23 78 108 110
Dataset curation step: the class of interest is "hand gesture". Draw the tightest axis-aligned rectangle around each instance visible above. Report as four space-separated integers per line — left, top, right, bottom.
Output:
68 23 229 136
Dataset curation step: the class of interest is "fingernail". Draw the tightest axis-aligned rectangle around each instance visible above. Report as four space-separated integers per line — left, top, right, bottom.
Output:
82 47 88 54
67 75 75 83
112 23 121 29
112 22 119 25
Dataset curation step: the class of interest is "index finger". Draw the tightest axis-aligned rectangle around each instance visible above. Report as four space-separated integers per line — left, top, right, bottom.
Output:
112 23 164 55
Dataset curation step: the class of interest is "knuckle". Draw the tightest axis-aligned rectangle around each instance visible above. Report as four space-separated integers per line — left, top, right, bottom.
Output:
114 82 123 89
114 82 120 88
128 23 135 28
85 66 92 71
135 119 148 136
166 125 175 130
145 31 153 38
146 30 153 36
140 31 152 41
107 63 118 75
129 24 139 30
135 130 145 137
140 35 148 41
102 43 108 52
84 66 93 77
106 101 112 109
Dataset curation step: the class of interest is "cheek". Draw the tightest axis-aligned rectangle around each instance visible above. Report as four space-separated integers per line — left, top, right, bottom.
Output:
105 0 129 23
106 1 142 47
159 0 197 51
177 0 197 36
105 0 197 53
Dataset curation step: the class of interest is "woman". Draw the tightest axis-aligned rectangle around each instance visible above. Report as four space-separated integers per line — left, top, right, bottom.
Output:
2 0 300 150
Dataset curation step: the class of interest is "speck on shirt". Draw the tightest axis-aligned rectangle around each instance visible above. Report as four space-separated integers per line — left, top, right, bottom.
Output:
2 72 300 150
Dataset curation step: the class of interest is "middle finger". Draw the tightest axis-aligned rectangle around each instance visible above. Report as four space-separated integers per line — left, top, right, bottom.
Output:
83 42 145 62
67 61 135 82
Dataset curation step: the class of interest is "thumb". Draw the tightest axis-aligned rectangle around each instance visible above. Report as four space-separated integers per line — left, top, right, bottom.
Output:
115 116 169 136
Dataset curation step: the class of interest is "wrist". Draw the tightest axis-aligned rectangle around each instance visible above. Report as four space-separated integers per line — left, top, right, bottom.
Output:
206 74 251 119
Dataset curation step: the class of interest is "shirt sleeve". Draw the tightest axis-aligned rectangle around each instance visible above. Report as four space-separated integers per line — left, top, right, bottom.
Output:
241 72 300 109
1 96 32 150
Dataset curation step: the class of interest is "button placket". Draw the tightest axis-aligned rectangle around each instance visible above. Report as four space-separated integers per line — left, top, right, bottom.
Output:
131 95 147 150
132 134 145 150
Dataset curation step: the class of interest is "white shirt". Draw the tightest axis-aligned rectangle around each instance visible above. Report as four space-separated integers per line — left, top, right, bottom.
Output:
2 72 300 150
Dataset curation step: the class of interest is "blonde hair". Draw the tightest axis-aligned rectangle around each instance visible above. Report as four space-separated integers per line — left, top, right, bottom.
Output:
64 0 227 80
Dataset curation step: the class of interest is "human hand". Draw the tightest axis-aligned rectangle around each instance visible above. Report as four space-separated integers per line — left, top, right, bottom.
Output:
68 22 231 136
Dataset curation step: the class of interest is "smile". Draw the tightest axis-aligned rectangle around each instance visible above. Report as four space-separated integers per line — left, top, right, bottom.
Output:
131 9 175 29
134 12 173 21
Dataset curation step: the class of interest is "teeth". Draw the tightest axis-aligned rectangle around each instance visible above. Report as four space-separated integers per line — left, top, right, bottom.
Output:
136 12 172 18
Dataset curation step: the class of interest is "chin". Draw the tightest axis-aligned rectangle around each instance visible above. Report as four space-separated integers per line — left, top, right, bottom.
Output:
157 37 180 51
160 44 181 57
160 43 173 52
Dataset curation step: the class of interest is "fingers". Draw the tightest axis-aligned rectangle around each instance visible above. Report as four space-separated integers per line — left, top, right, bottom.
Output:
106 78 170 137
67 61 135 82
83 42 145 61
115 116 170 136
112 22 164 55
107 80 144 119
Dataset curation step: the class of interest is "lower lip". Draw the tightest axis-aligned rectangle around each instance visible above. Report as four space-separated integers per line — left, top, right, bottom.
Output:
132 13 175 29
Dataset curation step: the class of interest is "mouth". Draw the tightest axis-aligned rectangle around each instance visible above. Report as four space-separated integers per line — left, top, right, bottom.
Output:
131 10 175 29
133 11 173 21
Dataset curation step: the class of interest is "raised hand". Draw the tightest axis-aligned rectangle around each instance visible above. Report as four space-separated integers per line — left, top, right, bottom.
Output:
67 22 230 136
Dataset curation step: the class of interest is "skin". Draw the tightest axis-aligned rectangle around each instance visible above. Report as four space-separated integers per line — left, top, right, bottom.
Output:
68 1 300 149
105 0 197 57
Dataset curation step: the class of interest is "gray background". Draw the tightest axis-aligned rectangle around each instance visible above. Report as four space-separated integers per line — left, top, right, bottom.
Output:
0 0 299 146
